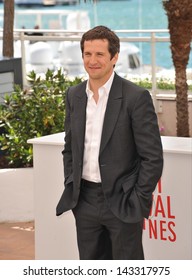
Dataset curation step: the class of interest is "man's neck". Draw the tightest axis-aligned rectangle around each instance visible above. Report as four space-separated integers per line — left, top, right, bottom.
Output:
89 71 114 93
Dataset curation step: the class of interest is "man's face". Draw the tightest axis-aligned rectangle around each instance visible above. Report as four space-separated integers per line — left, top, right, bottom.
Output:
82 39 118 82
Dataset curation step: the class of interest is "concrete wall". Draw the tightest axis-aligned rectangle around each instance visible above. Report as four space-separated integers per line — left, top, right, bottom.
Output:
0 168 34 222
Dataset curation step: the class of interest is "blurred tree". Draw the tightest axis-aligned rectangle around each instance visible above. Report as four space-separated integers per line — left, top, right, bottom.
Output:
163 0 192 137
3 0 14 57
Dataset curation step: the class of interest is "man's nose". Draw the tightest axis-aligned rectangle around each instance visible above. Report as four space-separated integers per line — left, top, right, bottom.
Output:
89 54 97 64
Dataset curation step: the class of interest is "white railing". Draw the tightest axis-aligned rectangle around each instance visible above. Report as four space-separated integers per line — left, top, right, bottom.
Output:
0 29 170 77
0 28 171 108
1 28 192 109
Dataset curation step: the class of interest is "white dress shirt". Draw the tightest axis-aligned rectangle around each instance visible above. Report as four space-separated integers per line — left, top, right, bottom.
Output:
82 72 115 183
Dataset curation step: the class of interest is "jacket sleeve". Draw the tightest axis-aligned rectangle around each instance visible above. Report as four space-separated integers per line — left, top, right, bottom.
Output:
131 90 163 217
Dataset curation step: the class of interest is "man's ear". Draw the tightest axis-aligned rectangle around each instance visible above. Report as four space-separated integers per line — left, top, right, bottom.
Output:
112 52 119 66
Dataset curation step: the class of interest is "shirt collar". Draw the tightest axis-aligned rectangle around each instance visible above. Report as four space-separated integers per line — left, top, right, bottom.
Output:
86 72 115 98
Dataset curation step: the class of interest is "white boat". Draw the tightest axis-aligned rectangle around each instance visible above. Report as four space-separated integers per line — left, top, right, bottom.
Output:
13 38 142 78
56 0 78 5
15 0 56 7
0 0 78 6
57 40 142 76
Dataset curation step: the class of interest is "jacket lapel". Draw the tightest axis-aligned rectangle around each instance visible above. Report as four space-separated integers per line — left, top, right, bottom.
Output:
74 82 87 160
99 74 123 155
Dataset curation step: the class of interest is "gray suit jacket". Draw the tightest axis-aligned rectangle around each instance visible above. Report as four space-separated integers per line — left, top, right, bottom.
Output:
56 73 163 223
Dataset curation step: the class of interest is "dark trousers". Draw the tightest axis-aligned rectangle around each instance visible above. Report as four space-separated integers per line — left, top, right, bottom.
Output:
72 180 144 260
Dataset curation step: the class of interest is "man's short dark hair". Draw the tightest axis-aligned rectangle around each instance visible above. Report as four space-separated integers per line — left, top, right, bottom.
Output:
80 25 120 59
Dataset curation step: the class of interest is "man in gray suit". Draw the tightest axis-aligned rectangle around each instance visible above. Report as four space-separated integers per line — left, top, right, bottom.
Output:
56 26 163 260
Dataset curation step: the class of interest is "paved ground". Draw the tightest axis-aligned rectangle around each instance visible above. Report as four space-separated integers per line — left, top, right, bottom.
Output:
0 221 35 260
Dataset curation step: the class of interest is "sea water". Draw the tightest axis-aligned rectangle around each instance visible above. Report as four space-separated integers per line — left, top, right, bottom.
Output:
0 0 191 69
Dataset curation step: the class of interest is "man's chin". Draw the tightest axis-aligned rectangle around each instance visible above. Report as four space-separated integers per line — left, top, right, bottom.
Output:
88 73 101 80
